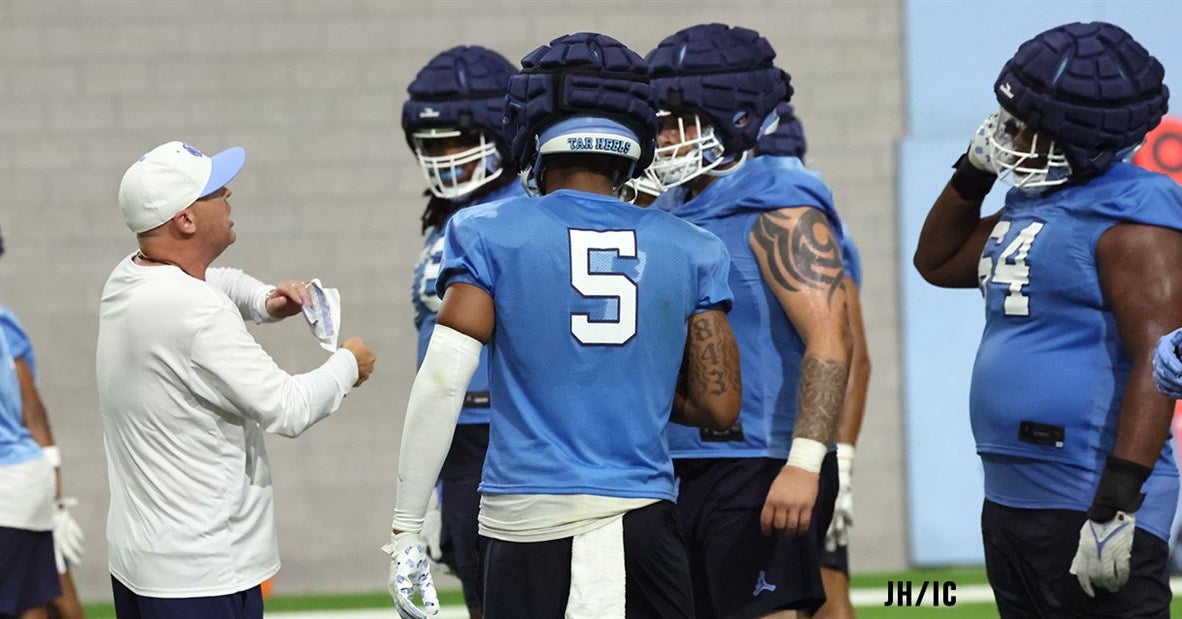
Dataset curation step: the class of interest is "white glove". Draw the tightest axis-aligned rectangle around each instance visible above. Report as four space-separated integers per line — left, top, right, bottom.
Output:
825 443 854 553
422 490 443 562
1069 510 1135 597
53 497 84 574
382 531 440 619
966 112 1000 173
1152 328 1182 399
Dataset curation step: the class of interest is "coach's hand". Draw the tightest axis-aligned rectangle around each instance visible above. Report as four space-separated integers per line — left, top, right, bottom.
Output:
265 280 312 319
761 465 819 536
382 531 440 618
342 338 376 387
1069 511 1135 597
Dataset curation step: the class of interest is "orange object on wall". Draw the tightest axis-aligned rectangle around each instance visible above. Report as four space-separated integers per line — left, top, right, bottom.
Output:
1134 115 1182 185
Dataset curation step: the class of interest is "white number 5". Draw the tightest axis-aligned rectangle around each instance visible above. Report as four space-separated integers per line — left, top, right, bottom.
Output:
977 220 1045 316
569 229 637 345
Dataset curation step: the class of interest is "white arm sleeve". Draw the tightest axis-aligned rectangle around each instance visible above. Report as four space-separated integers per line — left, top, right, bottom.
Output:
206 267 277 324
391 325 482 533
189 305 358 438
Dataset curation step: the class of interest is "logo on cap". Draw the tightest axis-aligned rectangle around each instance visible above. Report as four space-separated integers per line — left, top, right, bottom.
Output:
182 143 204 157
419 107 442 119
999 83 1014 99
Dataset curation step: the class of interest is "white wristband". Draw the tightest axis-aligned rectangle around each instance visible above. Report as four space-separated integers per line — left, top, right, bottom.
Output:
786 438 827 473
42 445 61 468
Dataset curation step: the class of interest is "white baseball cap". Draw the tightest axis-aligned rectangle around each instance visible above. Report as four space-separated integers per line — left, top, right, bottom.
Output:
118 141 246 233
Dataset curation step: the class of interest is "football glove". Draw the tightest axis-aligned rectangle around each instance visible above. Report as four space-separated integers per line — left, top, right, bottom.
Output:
825 443 855 553
382 531 439 619
966 113 999 173
1152 328 1182 399
422 491 443 562
1070 510 1135 597
53 497 84 574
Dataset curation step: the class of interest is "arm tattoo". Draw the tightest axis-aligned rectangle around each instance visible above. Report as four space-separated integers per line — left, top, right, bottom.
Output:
752 209 844 302
793 355 848 444
688 313 742 397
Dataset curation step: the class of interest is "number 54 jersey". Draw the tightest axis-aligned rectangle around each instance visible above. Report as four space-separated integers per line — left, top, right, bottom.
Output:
437 188 733 502
972 162 1182 540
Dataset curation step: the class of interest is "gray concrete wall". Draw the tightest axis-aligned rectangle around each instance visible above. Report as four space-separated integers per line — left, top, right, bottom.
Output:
0 0 905 600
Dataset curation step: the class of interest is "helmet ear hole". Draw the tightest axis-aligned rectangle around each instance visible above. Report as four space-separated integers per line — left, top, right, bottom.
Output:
732 111 749 128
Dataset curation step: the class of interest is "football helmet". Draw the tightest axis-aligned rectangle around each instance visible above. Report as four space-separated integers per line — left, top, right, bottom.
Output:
505 32 658 193
991 22 1167 188
402 46 517 200
644 23 790 190
756 102 807 159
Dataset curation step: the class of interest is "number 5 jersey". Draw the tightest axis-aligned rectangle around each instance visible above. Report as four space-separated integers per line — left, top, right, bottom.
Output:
437 188 733 504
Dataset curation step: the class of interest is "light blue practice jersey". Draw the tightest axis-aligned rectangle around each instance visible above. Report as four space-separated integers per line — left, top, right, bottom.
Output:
654 156 849 459
972 163 1182 541
438 188 733 501
0 306 40 466
412 181 525 425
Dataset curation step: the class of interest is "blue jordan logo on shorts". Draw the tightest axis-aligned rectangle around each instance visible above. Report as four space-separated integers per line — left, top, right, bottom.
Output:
753 570 777 597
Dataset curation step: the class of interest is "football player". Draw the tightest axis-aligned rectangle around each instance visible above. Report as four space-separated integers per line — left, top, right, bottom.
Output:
402 44 521 619
385 32 742 619
913 22 1182 618
757 103 870 619
645 24 852 618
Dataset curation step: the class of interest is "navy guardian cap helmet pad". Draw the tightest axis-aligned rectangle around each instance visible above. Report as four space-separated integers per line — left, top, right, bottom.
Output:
505 32 659 190
402 46 518 199
644 23 791 190
991 21 1168 187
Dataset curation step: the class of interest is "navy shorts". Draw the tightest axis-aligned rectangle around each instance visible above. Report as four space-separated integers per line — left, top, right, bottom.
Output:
982 499 1170 619
111 576 262 619
0 526 60 617
481 500 693 619
438 422 488 610
674 454 839 619
820 543 850 576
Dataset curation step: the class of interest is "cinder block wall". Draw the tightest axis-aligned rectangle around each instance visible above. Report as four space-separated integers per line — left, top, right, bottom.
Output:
0 0 905 600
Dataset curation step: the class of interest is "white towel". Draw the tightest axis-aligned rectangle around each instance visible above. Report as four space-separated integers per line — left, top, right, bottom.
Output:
566 515 626 619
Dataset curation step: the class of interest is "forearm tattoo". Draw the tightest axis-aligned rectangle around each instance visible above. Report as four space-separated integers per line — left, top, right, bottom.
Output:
752 209 844 302
688 313 742 398
794 355 848 444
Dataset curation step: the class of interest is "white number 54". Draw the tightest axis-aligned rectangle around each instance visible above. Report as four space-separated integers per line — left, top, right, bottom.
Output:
977 220 1045 317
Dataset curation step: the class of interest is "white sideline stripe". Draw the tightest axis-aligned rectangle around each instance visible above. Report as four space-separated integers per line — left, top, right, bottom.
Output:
267 576 1182 616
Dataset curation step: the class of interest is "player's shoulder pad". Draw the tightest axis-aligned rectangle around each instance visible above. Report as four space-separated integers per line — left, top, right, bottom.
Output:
733 156 836 214
1068 162 1182 230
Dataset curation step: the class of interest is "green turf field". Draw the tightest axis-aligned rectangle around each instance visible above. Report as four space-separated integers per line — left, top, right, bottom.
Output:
77 567 1182 617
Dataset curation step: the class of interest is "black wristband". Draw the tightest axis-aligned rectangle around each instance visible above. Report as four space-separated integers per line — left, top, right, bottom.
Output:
1087 456 1151 522
948 153 996 202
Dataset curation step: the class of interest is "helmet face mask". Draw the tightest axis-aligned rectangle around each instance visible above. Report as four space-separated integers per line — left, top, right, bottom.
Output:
990 107 1072 190
411 128 503 199
645 111 729 190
